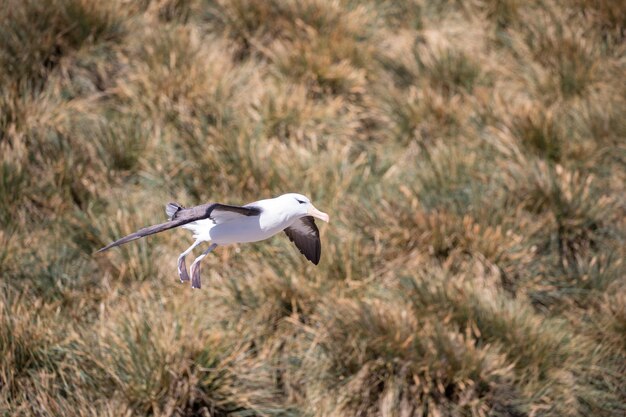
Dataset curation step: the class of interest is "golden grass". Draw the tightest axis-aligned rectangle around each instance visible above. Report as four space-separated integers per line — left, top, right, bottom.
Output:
1 0 624 415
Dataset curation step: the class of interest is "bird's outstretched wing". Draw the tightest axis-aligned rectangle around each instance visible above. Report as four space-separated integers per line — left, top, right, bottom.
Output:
96 203 261 253
284 216 321 265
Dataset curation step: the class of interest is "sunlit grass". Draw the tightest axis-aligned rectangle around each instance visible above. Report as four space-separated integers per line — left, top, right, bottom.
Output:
1 0 624 415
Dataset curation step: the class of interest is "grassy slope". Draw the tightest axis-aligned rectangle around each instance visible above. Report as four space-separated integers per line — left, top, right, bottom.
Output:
1 0 625 416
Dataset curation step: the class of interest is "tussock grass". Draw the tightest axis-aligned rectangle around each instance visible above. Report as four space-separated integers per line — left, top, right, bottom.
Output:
67 293 286 415
0 0 123 88
523 21 599 98
2 0 625 416
310 295 519 416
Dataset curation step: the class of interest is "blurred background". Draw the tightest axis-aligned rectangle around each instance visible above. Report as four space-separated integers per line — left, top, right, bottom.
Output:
1 0 625 416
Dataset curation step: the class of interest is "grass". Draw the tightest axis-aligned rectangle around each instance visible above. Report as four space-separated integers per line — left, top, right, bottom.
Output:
1 0 624 416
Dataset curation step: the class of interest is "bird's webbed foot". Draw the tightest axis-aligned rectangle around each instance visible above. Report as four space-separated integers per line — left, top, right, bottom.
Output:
188 243 216 290
177 255 190 282
190 262 201 289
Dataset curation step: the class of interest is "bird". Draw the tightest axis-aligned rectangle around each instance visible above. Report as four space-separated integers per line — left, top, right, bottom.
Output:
97 193 330 289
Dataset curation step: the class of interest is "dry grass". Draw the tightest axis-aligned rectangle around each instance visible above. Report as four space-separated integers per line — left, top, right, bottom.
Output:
1 0 624 416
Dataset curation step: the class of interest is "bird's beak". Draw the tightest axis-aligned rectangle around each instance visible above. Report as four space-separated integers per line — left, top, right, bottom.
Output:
308 205 330 223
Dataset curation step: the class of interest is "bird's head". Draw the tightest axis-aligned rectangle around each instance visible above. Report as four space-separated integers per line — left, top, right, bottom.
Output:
277 193 330 223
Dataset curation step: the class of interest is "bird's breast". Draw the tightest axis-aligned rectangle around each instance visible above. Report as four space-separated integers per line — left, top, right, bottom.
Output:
207 213 290 244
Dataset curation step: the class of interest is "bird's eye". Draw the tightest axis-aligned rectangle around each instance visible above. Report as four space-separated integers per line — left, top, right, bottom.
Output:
296 199 306 204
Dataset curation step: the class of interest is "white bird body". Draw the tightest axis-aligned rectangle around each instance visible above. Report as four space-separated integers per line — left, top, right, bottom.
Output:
98 193 329 289
183 197 301 244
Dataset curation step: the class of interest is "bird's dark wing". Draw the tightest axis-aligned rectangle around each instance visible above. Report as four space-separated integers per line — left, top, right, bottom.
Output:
167 202 261 224
284 216 321 265
96 203 261 253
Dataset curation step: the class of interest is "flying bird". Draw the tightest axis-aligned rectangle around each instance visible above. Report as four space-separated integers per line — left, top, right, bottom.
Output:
97 193 329 289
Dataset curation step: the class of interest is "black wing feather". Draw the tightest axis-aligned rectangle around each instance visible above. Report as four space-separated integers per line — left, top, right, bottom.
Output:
284 216 321 265
96 203 261 253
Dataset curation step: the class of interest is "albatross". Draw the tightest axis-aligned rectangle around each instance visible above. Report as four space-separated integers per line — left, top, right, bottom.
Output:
97 193 329 289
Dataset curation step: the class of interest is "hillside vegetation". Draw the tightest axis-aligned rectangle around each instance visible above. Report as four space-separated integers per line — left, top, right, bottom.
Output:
1 0 625 416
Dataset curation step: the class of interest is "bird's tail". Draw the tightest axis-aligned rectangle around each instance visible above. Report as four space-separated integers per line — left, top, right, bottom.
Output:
96 202 186 253
165 202 184 221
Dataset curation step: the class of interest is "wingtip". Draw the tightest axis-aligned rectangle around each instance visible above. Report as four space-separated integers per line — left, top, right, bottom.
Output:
95 242 116 254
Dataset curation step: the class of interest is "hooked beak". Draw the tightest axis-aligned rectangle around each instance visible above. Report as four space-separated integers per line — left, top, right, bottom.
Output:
308 205 330 223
